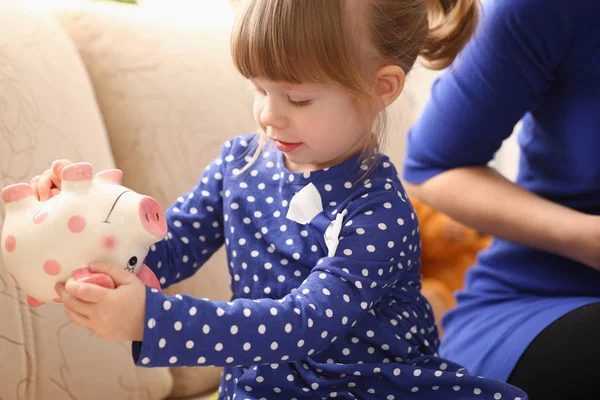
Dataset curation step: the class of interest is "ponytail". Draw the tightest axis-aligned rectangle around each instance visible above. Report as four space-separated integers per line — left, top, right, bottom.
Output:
420 0 480 70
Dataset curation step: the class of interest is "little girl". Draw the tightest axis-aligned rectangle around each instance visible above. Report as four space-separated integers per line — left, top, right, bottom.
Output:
39 0 528 398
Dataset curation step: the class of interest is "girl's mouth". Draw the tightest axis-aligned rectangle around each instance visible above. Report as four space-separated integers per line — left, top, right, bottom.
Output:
275 140 302 153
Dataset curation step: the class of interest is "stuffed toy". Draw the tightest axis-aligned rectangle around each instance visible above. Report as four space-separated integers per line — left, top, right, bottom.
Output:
1 162 164 306
411 196 492 335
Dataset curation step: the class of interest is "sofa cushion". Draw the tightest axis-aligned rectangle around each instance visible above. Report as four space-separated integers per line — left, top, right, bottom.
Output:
0 2 173 399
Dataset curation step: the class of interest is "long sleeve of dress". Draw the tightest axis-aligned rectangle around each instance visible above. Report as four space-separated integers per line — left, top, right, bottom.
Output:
132 188 421 368
143 141 233 289
402 0 575 184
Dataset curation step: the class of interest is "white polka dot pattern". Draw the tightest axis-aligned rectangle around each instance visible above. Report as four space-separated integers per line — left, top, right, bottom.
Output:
136 135 529 400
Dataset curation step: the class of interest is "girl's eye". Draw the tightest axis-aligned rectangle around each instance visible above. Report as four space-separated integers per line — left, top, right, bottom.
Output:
255 88 267 96
287 98 311 108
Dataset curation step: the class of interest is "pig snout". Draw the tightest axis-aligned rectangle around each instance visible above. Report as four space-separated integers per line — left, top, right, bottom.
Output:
139 197 167 239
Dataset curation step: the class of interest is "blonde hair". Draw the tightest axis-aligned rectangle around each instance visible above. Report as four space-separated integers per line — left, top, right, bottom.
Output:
231 0 479 175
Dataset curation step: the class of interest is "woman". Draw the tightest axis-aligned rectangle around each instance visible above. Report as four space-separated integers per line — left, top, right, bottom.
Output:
403 0 600 398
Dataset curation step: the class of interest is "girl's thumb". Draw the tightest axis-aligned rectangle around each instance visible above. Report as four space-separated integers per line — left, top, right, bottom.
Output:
89 261 133 286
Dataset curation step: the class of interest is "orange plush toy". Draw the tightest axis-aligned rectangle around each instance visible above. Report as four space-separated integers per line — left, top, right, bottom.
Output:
411 197 492 336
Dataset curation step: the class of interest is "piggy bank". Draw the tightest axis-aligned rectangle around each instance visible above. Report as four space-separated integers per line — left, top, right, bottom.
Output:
0 162 167 306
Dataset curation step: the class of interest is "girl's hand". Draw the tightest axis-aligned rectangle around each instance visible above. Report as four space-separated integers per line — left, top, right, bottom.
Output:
55 262 147 342
30 159 72 201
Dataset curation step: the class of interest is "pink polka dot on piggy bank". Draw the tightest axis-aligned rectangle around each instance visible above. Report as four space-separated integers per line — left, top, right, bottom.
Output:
4 235 16 252
67 216 86 233
102 235 115 250
43 260 61 276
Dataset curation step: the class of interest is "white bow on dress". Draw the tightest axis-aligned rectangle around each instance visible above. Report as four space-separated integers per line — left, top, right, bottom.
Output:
286 183 345 257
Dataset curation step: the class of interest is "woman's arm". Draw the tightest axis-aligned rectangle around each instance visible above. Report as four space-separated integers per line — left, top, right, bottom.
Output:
405 167 600 269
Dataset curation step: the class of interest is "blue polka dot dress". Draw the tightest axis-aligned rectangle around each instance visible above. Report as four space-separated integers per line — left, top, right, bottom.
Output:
133 135 529 399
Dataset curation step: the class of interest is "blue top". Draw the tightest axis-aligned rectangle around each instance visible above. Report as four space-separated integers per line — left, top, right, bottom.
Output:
132 135 527 399
404 0 600 381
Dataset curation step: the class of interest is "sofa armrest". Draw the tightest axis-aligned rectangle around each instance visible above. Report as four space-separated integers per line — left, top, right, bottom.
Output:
0 2 173 399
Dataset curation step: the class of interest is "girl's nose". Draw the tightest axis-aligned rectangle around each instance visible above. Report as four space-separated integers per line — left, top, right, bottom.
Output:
260 98 287 129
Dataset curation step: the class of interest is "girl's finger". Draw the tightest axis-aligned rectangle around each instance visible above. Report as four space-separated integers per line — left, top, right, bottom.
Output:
37 170 54 201
50 172 62 190
64 294 95 317
64 307 90 328
51 159 72 189
65 279 109 304
30 175 41 200
61 282 95 317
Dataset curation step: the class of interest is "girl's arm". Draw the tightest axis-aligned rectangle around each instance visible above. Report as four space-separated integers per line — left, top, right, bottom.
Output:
132 189 420 367
143 140 234 288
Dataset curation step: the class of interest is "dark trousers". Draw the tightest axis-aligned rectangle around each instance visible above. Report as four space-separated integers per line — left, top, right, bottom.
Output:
507 302 600 399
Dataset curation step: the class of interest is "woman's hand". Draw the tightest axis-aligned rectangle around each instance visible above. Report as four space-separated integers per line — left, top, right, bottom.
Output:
30 159 72 201
55 262 147 342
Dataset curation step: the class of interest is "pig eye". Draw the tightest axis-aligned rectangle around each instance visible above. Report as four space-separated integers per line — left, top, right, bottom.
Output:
128 256 138 267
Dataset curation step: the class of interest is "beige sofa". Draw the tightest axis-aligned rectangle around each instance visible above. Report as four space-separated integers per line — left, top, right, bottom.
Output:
0 1 439 399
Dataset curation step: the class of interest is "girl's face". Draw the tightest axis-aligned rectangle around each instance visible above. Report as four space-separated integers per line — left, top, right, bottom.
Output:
251 77 371 173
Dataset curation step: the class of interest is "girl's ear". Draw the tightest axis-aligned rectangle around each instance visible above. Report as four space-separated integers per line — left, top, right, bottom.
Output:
375 65 405 108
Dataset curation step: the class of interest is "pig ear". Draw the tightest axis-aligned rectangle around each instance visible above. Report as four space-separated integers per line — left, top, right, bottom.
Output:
61 162 93 193
94 169 123 185
1 183 37 206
